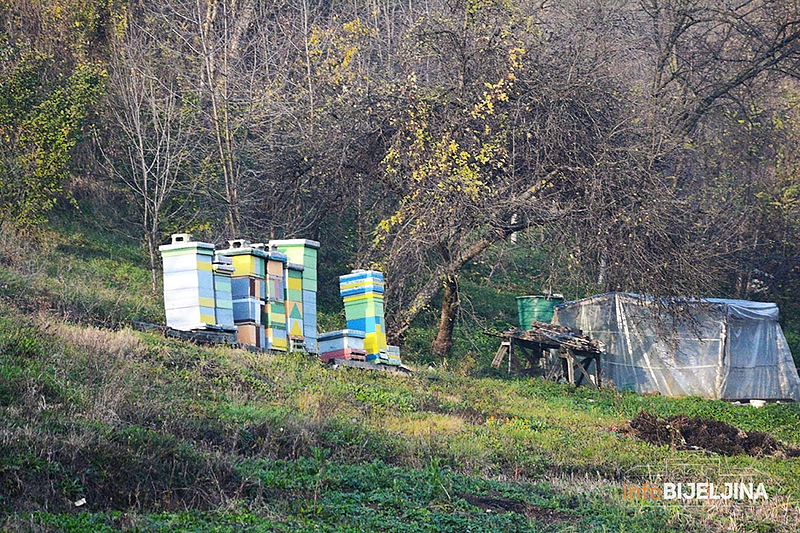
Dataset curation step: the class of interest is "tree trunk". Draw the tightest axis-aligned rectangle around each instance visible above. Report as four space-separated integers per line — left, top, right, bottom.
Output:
597 249 608 290
431 274 459 358
388 235 495 343
146 230 158 293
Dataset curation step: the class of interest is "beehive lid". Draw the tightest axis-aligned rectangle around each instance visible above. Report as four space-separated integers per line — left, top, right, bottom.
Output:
318 329 366 341
269 239 320 249
159 233 215 253
218 241 270 259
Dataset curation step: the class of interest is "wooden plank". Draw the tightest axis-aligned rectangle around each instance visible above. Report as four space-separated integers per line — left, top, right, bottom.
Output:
573 354 599 389
328 358 413 374
565 351 575 384
130 320 167 333
165 326 238 345
492 342 509 368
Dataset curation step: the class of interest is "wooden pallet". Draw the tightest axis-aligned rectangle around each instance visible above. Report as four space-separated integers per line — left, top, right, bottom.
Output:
328 358 413 374
131 321 237 345
288 335 306 353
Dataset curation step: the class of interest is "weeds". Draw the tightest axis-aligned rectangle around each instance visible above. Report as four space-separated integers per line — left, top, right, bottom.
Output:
2 223 800 531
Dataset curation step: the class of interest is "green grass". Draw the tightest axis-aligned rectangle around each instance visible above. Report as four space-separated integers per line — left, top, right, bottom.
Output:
1 310 799 531
1 224 800 532
0 222 163 326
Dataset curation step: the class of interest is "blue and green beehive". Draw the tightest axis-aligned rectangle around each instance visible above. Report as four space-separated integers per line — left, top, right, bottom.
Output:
269 239 320 353
385 345 402 366
339 269 387 362
212 254 235 328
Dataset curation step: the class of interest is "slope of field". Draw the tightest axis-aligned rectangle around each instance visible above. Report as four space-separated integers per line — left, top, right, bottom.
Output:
1 227 799 532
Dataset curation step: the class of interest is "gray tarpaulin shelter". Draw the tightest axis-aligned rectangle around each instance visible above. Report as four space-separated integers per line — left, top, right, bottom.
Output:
553 293 800 401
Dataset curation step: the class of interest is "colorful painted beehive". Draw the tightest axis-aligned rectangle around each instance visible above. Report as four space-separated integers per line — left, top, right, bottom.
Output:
269 239 320 353
339 269 387 362
285 262 305 348
339 269 385 298
257 246 289 351
385 345 402 366
264 300 287 351
159 233 216 330
212 255 235 328
318 330 367 363
218 240 269 349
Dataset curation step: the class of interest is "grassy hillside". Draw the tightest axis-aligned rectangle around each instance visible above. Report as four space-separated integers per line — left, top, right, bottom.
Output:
2 225 800 532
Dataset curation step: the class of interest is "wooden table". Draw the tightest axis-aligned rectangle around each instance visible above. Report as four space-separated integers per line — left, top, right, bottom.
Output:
490 325 603 388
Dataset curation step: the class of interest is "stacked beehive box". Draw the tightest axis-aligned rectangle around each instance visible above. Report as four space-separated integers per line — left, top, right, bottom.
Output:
269 239 320 353
262 247 288 351
284 262 305 350
318 330 367 363
218 240 269 349
159 234 217 331
212 255 235 328
385 345 402 367
339 269 387 362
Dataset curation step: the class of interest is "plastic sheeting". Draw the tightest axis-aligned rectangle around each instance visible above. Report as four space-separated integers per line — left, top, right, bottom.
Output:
553 293 800 401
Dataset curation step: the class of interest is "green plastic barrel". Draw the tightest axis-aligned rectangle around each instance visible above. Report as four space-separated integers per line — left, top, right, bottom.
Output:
516 295 564 329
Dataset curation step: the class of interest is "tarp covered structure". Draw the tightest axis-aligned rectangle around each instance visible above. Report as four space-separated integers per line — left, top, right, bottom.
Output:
553 293 800 401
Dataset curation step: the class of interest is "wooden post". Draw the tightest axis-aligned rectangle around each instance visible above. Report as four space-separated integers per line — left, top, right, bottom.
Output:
566 350 575 384
575 355 599 389
594 354 600 387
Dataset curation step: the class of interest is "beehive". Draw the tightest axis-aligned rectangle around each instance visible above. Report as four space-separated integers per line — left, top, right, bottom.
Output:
318 330 367 363
285 262 305 347
269 239 320 352
212 255 235 328
256 246 289 351
217 240 270 349
339 269 387 362
159 234 216 331
385 345 402 366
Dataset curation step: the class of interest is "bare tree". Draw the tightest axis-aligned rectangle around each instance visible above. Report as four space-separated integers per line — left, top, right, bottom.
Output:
102 23 196 291
371 0 800 355
641 0 800 135
93 0 800 357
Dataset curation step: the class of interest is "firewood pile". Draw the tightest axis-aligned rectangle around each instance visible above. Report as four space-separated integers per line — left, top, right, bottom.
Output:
495 321 603 353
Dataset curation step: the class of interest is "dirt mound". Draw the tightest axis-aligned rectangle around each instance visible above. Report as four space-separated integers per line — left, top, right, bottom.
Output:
629 411 800 458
